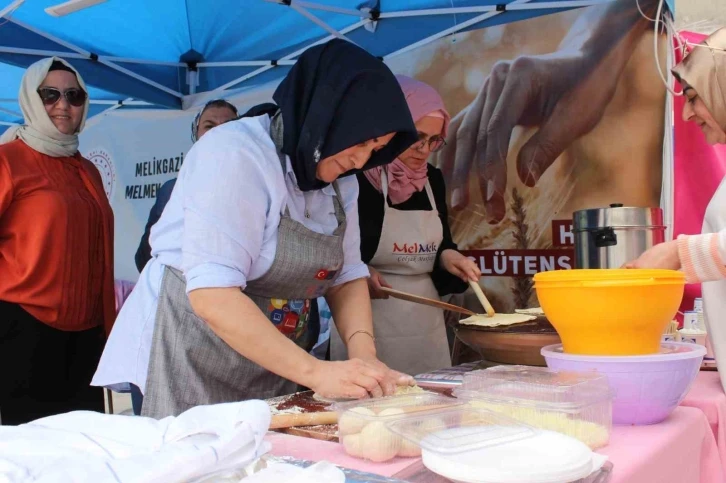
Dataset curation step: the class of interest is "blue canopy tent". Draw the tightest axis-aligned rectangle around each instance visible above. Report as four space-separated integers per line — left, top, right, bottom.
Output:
0 0 674 132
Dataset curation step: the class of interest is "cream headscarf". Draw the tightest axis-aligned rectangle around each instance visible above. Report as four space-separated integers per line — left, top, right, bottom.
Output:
16 57 89 157
672 28 726 132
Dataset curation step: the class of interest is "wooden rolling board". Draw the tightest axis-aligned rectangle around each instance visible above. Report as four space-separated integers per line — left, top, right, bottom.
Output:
266 390 340 442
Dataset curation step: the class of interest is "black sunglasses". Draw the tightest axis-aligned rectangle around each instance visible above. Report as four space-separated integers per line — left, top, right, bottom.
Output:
37 87 87 107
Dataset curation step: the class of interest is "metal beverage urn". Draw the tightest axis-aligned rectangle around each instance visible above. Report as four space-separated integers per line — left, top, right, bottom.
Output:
572 204 666 269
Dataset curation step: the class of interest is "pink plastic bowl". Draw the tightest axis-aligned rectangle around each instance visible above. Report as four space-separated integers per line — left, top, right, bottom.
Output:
541 342 706 425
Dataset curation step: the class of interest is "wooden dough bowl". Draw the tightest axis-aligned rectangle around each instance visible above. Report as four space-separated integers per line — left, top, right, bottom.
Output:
454 316 561 367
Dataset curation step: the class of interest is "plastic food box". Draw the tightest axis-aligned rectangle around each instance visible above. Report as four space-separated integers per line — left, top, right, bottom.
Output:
333 393 463 462
453 366 613 449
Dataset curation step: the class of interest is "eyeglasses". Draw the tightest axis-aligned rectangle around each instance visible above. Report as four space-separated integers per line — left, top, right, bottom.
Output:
36 87 87 107
413 135 446 153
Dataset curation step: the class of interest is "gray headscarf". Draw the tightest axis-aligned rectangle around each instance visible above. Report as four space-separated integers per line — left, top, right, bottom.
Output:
16 57 89 157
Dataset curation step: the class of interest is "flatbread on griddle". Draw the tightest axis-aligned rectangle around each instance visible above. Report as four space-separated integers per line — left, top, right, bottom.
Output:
459 313 537 328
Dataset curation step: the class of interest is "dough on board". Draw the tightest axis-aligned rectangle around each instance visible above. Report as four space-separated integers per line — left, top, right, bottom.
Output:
313 384 425 403
458 313 537 328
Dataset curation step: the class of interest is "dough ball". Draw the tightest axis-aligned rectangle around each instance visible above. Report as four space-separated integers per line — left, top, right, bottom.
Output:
360 421 401 462
398 417 445 457
342 433 364 458
338 407 375 436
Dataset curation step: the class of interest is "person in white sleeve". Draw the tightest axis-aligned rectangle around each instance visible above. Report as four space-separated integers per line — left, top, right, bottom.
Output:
627 28 726 389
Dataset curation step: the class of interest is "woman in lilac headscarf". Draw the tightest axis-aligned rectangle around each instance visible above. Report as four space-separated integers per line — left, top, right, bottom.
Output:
331 75 481 376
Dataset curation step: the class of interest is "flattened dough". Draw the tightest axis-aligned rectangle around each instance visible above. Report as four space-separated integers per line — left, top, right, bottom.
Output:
459 313 537 327
514 307 545 316
313 384 425 403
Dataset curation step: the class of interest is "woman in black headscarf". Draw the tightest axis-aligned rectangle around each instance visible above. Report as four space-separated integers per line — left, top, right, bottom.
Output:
93 39 419 419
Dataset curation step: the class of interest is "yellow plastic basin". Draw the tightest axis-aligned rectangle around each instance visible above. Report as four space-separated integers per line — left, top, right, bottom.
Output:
533 269 685 356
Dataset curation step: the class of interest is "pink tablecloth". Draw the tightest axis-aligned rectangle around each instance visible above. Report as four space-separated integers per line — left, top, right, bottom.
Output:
265 432 414 477
601 406 724 483
683 372 726 466
266 406 724 482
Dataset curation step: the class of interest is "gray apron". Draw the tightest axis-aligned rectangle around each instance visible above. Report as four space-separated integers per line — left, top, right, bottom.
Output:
142 121 346 419
331 169 451 376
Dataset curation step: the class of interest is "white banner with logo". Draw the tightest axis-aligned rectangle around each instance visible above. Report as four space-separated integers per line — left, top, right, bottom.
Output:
80 110 194 282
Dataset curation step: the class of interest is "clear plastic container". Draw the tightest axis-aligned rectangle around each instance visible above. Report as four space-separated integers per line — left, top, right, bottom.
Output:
333 393 463 461
453 366 613 449
386 406 607 483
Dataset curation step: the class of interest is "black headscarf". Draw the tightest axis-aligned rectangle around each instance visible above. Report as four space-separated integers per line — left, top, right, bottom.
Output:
268 39 418 191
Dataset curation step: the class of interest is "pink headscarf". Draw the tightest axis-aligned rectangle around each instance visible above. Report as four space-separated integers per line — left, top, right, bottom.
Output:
364 75 450 205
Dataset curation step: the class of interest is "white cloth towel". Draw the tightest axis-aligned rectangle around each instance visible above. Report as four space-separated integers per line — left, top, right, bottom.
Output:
0 400 271 483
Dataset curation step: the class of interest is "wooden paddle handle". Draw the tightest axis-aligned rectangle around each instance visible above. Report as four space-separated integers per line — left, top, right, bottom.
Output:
270 411 338 429
469 281 496 317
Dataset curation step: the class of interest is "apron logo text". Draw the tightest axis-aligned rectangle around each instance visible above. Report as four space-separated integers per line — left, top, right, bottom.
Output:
391 242 439 254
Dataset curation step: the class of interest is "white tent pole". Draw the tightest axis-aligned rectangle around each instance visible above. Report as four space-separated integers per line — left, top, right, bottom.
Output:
0 106 21 117
289 3 357 44
379 0 613 18
384 0 534 60
96 97 134 116
0 46 183 67
0 46 86 58
89 99 151 105
215 65 276 93
264 0 369 18
0 97 152 106
95 56 185 67
197 60 297 68
210 18 369 93
187 69 198 95
282 19 369 58
0 0 24 19
9 18 184 99
0 121 18 126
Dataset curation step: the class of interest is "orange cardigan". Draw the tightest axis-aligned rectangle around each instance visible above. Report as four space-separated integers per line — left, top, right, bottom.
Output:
0 139 115 334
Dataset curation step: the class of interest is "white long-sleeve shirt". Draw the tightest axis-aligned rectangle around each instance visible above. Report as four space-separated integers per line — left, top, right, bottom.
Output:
92 115 368 393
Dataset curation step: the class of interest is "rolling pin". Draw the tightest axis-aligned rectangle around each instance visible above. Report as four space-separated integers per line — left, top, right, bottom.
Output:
270 411 338 429
469 280 496 317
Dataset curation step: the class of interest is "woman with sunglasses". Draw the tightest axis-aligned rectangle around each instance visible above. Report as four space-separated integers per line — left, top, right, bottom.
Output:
0 57 114 424
330 76 481 376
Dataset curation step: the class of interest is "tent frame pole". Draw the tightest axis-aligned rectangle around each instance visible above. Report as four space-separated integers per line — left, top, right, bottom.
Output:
264 0 370 18
209 18 370 93
289 3 357 44
206 0 612 92
10 18 184 100
380 0 613 18
385 0 534 60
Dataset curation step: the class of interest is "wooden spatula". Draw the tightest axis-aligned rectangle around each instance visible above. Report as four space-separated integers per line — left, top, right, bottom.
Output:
469 281 496 317
379 287 475 316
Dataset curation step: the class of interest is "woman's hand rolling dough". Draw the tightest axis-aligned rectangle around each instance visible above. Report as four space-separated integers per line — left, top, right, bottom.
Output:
307 357 414 400
358 356 416 397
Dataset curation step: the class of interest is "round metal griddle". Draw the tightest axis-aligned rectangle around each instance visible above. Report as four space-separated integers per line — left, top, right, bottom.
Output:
454 315 561 367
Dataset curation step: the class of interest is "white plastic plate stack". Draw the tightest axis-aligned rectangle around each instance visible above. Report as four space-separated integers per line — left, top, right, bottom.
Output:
419 427 608 483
